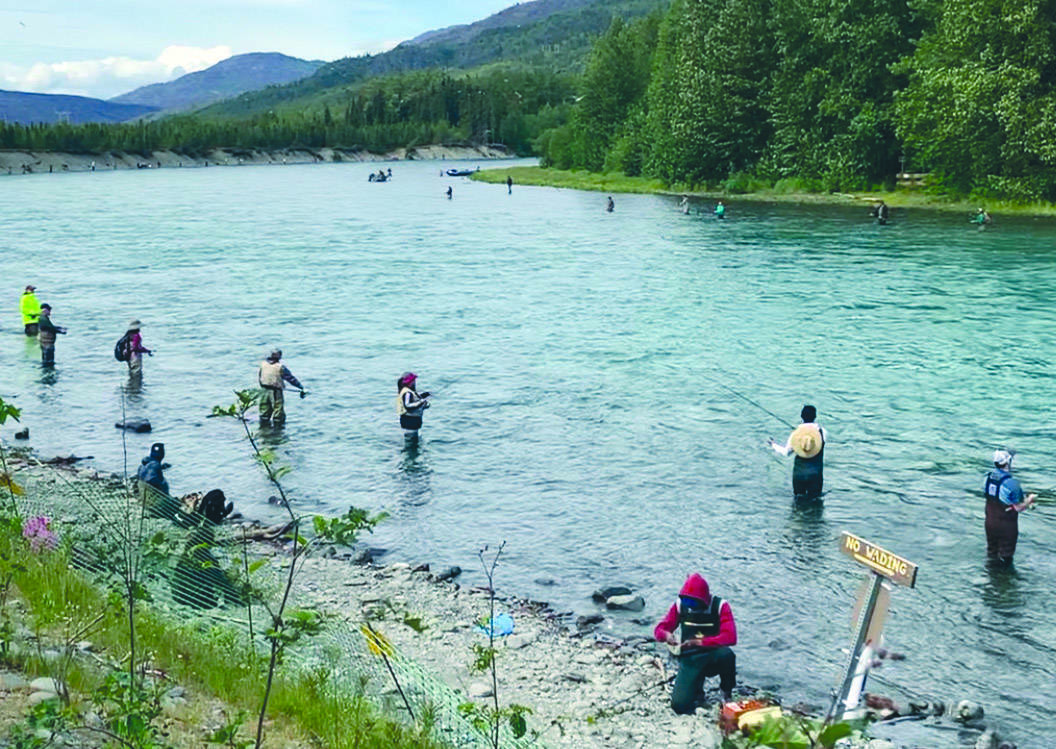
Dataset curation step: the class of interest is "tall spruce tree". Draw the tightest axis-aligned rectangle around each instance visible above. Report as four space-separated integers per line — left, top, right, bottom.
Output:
763 0 919 188
895 0 1056 198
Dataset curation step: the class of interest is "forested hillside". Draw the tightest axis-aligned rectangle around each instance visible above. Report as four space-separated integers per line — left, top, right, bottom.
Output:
543 0 1056 201
199 0 664 119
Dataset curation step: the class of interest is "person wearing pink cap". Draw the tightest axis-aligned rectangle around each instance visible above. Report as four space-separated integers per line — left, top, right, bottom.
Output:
20 285 41 336
396 372 431 439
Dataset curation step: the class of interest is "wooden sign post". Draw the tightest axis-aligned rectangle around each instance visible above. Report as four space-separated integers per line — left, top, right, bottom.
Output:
826 533 919 723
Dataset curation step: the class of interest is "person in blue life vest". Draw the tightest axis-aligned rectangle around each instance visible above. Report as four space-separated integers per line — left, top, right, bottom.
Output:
654 573 737 714
768 405 826 502
983 449 1036 566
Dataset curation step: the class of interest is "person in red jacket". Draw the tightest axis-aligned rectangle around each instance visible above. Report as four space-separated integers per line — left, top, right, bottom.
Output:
654 572 737 713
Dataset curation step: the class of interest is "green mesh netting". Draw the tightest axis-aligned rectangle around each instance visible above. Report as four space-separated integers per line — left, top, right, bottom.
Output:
6 458 542 749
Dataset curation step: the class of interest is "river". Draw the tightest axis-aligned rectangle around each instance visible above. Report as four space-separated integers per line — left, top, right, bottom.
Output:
2 160 1054 744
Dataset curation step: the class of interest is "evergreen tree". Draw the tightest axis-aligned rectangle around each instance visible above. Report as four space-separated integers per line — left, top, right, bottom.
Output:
895 0 1056 198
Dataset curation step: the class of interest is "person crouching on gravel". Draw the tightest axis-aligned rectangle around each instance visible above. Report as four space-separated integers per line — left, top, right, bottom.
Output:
654 572 737 714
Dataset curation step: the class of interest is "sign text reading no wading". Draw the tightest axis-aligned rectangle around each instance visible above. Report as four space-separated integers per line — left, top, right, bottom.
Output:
839 532 918 588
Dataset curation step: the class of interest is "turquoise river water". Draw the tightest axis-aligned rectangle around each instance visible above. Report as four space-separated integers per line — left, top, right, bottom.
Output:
2 160 1054 744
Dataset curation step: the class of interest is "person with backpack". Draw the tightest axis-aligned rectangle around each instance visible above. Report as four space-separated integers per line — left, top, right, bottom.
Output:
118 320 152 378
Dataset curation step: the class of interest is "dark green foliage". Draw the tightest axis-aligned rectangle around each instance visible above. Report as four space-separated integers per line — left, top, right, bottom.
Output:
895 0 1056 198
0 66 576 158
761 0 919 189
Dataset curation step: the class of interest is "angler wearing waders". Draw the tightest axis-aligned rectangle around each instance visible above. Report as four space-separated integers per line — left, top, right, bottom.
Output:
768 405 826 502
983 449 1036 566
396 372 430 440
257 349 304 425
654 573 737 714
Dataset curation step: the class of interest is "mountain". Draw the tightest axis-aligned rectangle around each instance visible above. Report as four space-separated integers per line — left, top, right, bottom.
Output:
404 0 597 47
0 90 157 125
200 0 665 118
110 52 324 112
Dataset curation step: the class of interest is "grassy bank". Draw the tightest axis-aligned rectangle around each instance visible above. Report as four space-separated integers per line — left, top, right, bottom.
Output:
0 515 440 749
474 166 1056 217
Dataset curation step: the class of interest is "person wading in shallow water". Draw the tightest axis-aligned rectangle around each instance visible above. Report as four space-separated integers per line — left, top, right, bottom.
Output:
20 285 41 336
257 349 305 425
123 319 153 379
396 372 430 440
983 449 1036 567
768 405 827 503
654 572 737 714
37 304 67 368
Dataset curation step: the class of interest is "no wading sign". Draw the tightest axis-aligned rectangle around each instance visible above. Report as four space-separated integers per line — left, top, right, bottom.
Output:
839 532 918 588
827 532 919 723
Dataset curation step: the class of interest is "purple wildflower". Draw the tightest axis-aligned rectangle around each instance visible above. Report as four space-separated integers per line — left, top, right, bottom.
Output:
22 516 58 552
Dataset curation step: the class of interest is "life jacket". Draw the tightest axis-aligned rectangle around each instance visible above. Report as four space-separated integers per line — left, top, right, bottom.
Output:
396 387 424 416
984 470 1011 503
678 595 724 650
259 360 283 389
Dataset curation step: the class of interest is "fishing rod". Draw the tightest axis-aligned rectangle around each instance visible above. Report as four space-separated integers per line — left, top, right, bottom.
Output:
700 372 796 430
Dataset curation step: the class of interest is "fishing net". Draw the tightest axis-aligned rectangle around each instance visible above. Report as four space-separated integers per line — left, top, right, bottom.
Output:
4 457 541 749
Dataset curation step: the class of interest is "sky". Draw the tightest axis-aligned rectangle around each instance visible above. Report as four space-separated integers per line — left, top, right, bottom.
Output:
0 0 519 99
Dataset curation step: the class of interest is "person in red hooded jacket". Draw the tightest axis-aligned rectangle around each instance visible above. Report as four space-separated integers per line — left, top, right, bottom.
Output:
654 572 737 713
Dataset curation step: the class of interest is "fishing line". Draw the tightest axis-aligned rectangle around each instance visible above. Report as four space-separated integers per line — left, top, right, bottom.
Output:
700 372 796 430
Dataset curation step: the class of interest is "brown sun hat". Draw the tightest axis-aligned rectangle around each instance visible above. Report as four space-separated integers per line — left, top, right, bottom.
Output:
789 424 823 458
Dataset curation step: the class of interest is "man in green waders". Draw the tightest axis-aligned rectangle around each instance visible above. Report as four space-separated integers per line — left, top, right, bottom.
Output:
257 349 305 425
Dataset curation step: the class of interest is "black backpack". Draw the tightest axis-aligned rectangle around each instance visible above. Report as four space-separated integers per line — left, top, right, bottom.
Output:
114 332 131 362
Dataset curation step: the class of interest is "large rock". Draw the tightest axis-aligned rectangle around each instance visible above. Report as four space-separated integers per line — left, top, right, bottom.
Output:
28 691 58 706
0 672 28 690
576 613 605 631
592 586 632 603
434 566 462 582
29 677 59 693
605 594 645 612
114 418 151 433
975 731 1000 749
956 700 985 723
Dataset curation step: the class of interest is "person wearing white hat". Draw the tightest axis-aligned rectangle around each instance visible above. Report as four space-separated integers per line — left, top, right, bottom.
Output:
983 449 1036 566
768 405 827 502
124 320 152 378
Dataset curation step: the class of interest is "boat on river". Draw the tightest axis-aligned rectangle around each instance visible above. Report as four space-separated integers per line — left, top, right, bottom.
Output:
446 168 478 177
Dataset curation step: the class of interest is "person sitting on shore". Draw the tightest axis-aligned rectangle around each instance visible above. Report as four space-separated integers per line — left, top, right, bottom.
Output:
172 489 244 609
655 572 737 713
138 442 181 520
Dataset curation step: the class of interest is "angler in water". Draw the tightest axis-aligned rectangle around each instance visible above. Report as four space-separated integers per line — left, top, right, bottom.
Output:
768 405 826 503
257 349 305 425
983 449 1036 567
396 371 430 441
654 572 737 713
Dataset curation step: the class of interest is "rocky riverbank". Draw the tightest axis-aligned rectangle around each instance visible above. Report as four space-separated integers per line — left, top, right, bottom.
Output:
0 144 513 176
2 452 1022 748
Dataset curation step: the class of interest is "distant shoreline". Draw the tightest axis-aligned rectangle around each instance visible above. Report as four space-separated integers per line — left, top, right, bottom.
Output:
0 144 514 177
473 165 1056 218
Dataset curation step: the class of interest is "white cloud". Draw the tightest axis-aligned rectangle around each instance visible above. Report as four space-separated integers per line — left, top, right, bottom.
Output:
0 45 232 100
